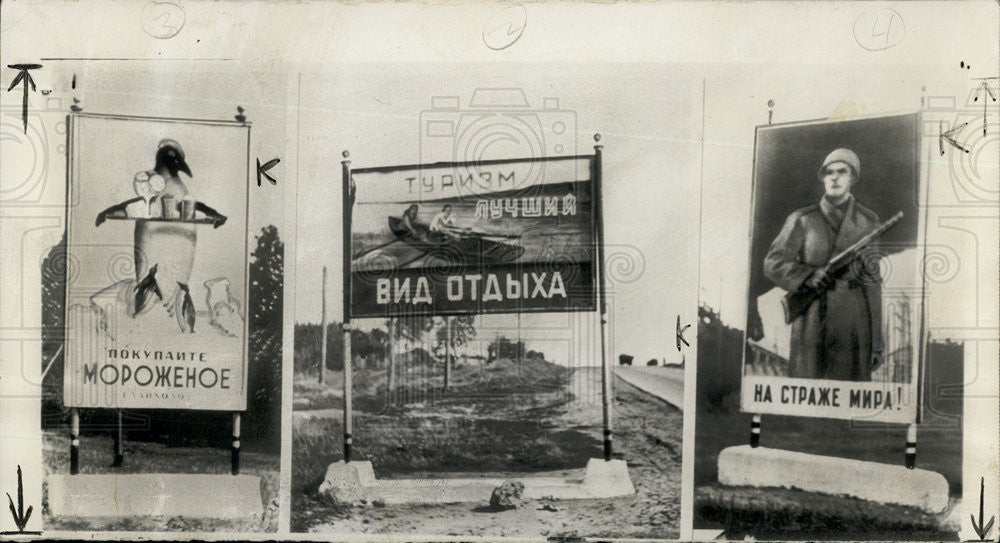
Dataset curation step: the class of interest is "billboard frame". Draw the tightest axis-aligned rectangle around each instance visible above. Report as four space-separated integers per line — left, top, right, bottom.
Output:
739 110 929 428
61 111 253 474
343 152 602 321
340 139 615 462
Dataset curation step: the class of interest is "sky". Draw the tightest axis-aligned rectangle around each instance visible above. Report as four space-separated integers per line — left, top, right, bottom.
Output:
290 62 704 365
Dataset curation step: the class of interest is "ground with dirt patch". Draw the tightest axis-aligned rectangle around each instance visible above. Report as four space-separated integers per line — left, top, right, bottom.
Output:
291 361 682 538
42 430 279 532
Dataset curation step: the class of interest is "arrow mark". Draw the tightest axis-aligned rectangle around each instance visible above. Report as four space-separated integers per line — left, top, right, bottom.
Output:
939 120 970 156
257 158 280 186
6 64 42 134
973 81 998 137
971 476 995 540
676 315 691 351
6 465 33 532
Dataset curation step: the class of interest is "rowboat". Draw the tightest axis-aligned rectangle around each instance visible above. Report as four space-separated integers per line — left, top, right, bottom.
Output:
385 216 524 265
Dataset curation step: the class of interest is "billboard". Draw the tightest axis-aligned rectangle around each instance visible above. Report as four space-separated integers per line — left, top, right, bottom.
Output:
741 112 927 424
347 155 597 318
63 113 250 411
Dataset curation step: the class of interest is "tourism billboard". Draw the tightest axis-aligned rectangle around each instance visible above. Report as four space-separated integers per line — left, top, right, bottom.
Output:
347 155 598 318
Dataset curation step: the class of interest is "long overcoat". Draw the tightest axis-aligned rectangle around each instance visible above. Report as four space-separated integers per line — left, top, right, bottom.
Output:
763 195 882 381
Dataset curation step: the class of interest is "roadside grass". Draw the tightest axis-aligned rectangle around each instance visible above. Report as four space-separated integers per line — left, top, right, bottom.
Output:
696 484 958 541
291 358 595 530
291 371 684 537
294 357 571 412
294 414 600 489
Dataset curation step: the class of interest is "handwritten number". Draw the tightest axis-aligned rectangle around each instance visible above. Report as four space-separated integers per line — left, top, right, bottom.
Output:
854 9 904 51
141 2 185 39
871 13 894 50
154 11 176 35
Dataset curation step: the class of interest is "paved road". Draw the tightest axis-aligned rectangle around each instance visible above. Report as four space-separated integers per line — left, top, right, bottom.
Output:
614 366 684 409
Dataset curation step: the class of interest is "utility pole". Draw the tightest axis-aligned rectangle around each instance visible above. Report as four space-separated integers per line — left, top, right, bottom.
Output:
444 317 452 391
387 318 396 405
319 265 327 385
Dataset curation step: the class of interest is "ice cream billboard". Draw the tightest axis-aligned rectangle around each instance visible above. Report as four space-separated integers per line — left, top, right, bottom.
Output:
63 113 250 411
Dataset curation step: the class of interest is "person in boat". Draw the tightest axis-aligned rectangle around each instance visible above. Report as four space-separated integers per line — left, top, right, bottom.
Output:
429 204 454 233
429 204 469 240
400 204 424 239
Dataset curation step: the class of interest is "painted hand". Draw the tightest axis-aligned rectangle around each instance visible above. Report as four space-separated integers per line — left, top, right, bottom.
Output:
806 268 832 290
870 349 884 373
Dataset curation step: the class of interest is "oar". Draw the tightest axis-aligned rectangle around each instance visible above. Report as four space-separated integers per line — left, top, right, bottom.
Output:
447 227 522 240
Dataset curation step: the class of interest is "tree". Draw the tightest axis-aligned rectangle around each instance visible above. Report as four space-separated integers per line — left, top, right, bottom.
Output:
351 327 386 368
249 225 283 331
40 232 68 418
294 321 343 373
246 225 284 448
434 315 477 359
368 328 388 369
489 335 526 361
393 315 434 343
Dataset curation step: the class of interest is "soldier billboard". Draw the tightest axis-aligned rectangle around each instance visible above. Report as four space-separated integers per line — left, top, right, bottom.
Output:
742 112 927 424
63 113 251 411
347 155 598 318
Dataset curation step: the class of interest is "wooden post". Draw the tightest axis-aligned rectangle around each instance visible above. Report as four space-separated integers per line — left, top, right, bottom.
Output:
342 151 354 462
112 409 124 467
444 317 451 391
70 408 80 475
231 412 241 475
747 103 774 453
594 135 613 462
905 423 917 469
319 265 328 385
344 325 353 463
425 318 433 405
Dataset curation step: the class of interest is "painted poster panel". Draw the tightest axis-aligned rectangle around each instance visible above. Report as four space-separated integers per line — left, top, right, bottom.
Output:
741 113 926 423
63 113 250 410
349 156 597 317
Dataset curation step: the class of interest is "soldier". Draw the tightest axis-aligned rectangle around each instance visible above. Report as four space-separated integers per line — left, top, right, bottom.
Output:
763 148 883 381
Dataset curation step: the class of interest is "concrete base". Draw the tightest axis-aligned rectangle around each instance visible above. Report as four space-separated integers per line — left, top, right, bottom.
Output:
318 458 635 505
581 458 636 498
718 445 949 513
48 474 263 519
317 461 376 503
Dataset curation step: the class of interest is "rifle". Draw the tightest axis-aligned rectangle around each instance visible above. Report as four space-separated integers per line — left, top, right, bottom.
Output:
781 211 903 324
